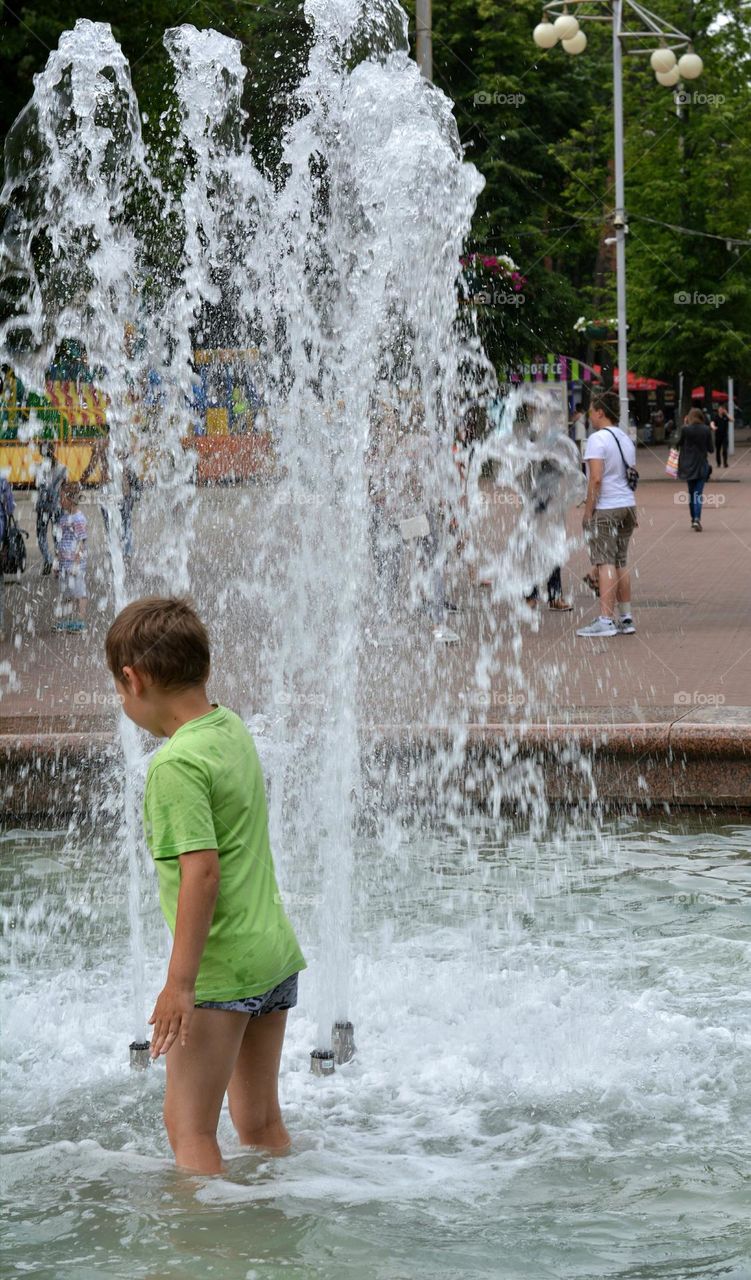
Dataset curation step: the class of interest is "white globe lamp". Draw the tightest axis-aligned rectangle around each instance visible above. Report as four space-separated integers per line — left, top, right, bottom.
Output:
553 12 580 40
562 30 587 54
655 66 680 86
533 21 558 49
650 48 676 73
677 51 703 79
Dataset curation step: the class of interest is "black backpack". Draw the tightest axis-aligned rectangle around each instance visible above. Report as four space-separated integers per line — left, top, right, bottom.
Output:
0 489 28 576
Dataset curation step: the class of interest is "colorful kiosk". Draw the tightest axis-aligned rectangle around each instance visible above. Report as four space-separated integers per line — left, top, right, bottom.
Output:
188 347 274 483
0 347 275 486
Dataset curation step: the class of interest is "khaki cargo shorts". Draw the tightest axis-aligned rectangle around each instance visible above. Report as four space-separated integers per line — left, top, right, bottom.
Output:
586 506 637 568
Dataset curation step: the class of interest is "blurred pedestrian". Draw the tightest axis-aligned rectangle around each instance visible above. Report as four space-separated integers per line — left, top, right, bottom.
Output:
677 407 714 531
576 389 638 638
80 435 141 562
569 401 587 459
34 440 67 575
54 481 88 632
0 472 15 641
712 404 730 468
523 433 586 612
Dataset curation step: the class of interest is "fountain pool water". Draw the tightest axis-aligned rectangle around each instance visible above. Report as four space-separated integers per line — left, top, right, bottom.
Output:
2 819 751 1277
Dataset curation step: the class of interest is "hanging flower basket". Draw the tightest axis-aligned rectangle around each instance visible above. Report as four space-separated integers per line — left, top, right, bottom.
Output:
574 316 617 339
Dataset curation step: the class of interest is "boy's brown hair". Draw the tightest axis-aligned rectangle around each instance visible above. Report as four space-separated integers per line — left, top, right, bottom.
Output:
106 596 210 689
61 480 81 504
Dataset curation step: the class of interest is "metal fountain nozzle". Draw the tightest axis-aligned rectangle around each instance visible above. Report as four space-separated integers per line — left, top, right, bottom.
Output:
331 1020 356 1064
129 1040 151 1070
310 1048 335 1076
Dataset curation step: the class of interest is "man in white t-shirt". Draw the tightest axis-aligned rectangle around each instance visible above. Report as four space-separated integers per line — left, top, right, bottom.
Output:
577 390 638 638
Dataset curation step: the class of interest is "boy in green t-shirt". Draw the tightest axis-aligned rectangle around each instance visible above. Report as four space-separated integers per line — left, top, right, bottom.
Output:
106 596 305 1174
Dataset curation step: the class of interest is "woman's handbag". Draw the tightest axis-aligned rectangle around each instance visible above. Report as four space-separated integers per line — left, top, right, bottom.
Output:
665 447 680 479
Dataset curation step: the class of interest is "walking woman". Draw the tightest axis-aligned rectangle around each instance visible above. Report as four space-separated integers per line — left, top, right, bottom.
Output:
677 408 714 531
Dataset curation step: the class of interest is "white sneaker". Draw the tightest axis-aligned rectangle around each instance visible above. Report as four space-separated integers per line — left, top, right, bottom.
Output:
576 617 618 638
616 616 636 635
433 625 460 644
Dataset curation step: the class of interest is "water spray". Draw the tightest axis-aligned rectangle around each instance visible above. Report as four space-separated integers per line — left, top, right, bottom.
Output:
129 1041 151 1070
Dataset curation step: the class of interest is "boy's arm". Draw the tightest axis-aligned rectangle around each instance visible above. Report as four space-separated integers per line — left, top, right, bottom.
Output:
149 848 221 1058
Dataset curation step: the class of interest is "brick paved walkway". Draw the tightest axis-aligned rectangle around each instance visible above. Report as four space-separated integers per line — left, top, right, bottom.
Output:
1 436 749 735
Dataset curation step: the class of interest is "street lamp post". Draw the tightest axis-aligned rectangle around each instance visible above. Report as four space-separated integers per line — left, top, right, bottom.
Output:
611 0 629 433
532 1 703 434
416 0 433 81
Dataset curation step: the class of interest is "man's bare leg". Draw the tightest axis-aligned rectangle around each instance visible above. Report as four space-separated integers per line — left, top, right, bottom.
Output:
597 563 618 619
227 1009 291 1153
164 1008 250 1174
616 567 631 612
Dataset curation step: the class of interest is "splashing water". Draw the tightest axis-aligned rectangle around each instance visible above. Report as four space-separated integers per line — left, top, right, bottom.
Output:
2 1 586 1096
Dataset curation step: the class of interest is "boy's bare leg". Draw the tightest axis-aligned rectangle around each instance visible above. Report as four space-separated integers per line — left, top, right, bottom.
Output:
227 1010 291 1153
164 1008 250 1174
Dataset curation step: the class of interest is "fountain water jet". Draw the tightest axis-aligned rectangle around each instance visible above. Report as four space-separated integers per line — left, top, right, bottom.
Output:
1 0 587 1078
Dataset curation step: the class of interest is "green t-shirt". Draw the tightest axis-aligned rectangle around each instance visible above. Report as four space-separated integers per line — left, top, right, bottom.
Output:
143 706 305 1002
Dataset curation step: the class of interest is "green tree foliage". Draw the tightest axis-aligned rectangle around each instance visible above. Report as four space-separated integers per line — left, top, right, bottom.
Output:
402 0 750 390
551 0 751 397
403 0 604 370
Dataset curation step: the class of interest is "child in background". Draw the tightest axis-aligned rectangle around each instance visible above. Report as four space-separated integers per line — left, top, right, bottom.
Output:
105 597 306 1175
55 482 87 633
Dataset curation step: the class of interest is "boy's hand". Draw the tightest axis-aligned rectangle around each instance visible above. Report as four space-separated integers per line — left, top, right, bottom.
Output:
148 981 195 1057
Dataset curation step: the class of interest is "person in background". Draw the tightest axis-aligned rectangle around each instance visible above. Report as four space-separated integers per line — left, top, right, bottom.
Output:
712 404 730 468
403 425 459 645
54 481 88 632
34 440 67 575
0 471 15 641
576 389 638 638
649 407 665 443
80 435 141 562
693 403 712 427
367 403 403 624
368 403 459 644
677 407 714 531
569 401 587 460
523 428 586 613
